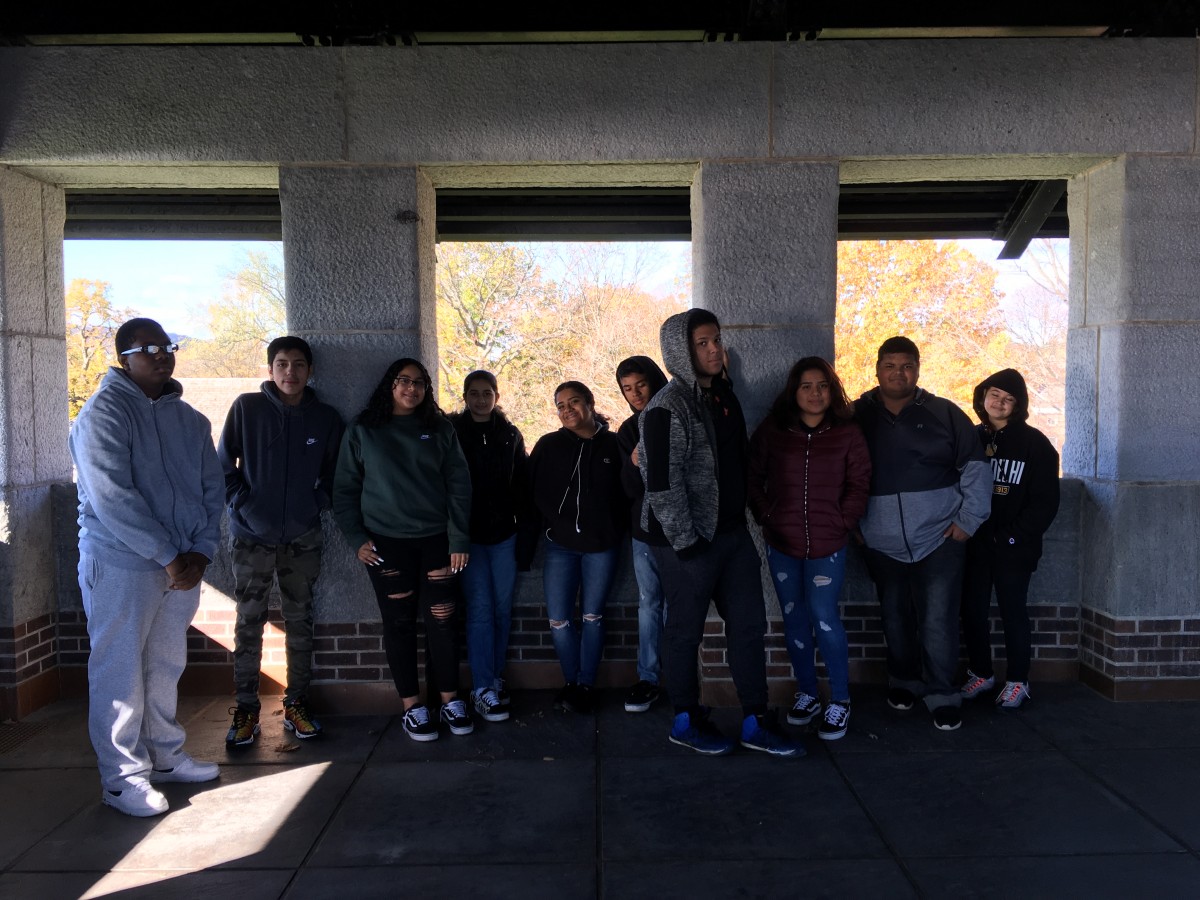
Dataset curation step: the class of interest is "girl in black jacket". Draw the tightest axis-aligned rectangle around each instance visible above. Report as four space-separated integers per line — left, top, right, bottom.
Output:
960 368 1060 709
529 381 628 714
451 370 535 724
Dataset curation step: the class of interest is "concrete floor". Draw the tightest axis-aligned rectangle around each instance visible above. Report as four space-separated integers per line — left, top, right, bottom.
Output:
1 683 1198 899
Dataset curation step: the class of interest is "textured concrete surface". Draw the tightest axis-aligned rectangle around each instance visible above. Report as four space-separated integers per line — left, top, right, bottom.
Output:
2 41 1195 167
1 685 1199 899
773 40 1196 158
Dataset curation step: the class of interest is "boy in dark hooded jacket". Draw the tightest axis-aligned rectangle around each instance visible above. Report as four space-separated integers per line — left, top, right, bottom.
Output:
614 356 669 713
639 309 801 758
960 368 1060 709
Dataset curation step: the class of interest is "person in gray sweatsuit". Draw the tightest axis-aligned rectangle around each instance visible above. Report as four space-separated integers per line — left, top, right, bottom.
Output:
854 336 991 732
70 318 224 817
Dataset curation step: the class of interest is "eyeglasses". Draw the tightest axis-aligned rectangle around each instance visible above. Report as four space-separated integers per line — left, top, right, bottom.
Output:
393 376 428 391
120 343 180 356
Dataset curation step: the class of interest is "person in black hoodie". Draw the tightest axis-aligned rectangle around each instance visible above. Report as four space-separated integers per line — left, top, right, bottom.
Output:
959 368 1060 709
529 380 628 714
451 370 535 724
218 336 344 747
614 356 670 714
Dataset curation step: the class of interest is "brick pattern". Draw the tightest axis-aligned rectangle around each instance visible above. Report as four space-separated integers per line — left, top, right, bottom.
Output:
0 613 59 687
1082 608 1200 680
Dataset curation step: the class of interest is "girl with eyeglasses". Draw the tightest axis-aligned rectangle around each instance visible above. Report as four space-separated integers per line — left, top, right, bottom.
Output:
333 358 474 742
529 381 629 714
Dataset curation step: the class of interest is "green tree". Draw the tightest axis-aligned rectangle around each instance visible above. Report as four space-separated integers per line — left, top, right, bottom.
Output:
174 248 286 377
65 279 132 418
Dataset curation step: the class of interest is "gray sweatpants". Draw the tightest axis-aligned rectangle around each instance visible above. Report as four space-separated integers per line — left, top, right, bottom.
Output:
79 552 200 791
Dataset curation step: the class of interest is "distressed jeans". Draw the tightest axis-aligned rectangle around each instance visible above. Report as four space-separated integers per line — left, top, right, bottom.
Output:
542 537 620 687
865 538 966 711
766 545 850 701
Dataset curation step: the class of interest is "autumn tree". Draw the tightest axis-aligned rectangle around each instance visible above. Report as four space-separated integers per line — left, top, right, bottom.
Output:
65 279 133 417
435 242 685 438
835 240 1009 412
174 248 286 378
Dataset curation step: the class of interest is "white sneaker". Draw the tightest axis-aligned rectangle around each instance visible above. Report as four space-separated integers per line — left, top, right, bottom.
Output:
103 778 169 817
149 755 220 783
996 681 1031 709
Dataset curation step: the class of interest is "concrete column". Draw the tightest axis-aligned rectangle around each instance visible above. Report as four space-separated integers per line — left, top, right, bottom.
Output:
0 168 71 718
691 160 840 429
273 166 438 705
1067 155 1200 698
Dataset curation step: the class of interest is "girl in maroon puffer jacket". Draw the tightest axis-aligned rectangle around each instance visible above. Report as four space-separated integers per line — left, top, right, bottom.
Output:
749 357 871 741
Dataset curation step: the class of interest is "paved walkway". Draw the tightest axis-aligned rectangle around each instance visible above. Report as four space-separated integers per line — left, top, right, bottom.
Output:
1 684 1198 899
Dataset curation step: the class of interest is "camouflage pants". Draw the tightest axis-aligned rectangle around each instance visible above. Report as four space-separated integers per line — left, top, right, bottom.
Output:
231 526 322 712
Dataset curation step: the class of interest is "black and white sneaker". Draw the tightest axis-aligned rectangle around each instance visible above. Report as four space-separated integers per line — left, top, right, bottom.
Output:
818 701 850 741
440 699 475 735
473 688 510 723
887 688 916 711
787 691 822 726
403 704 439 742
624 680 661 713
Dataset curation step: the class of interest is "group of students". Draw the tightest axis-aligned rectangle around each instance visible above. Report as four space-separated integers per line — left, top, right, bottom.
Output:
70 310 1058 816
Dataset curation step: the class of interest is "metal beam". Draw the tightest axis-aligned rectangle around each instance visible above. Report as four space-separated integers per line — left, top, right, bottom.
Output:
996 180 1068 259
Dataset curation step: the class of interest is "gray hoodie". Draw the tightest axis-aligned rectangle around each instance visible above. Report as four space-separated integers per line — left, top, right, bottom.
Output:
637 310 725 552
70 367 224 571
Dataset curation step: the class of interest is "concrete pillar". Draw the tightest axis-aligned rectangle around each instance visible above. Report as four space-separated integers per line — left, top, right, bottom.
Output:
691 160 840 429
272 165 439 709
1067 155 1200 698
0 168 71 719
689 160 840 702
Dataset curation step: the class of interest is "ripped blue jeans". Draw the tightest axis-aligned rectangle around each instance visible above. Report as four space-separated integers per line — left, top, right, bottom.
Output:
766 545 850 702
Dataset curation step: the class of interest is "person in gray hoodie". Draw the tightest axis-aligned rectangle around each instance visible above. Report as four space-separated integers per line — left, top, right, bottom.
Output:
638 309 801 758
854 336 991 731
218 336 344 746
70 318 224 817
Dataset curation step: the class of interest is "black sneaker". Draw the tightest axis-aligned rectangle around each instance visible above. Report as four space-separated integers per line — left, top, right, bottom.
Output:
624 680 661 713
932 706 962 731
402 704 439 742
887 687 916 711
473 688 510 723
818 701 850 741
786 692 821 726
554 683 577 711
565 684 595 714
440 699 475 735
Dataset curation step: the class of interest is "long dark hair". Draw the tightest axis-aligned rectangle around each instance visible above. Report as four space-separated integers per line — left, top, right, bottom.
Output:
554 380 609 428
769 356 853 429
358 358 444 427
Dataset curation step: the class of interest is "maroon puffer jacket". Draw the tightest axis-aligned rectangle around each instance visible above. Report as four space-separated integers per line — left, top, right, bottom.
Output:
748 417 872 560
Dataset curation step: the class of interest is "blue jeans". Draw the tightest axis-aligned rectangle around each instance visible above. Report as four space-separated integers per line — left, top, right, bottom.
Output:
865 539 966 711
632 538 666 684
766 545 850 701
542 537 619 687
461 535 517 694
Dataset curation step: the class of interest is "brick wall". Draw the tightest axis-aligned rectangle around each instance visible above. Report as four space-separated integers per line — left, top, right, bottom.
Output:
0 613 61 718
1081 608 1200 699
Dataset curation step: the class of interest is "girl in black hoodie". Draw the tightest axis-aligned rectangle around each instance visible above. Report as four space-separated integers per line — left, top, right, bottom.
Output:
960 368 1060 709
451 370 535 724
529 381 628 714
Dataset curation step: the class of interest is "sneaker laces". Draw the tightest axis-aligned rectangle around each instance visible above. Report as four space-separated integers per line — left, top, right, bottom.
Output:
999 682 1028 704
478 689 500 708
824 703 850 726
792 691 819 711
445 699 468 718
407 705 431 725
230 706 254 727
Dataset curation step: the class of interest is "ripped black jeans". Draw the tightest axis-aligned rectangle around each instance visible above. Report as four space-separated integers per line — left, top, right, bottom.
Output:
364 532 460 699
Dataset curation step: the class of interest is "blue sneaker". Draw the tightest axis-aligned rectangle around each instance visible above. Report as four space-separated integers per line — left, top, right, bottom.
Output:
741 713 806 758
669 709 735 756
